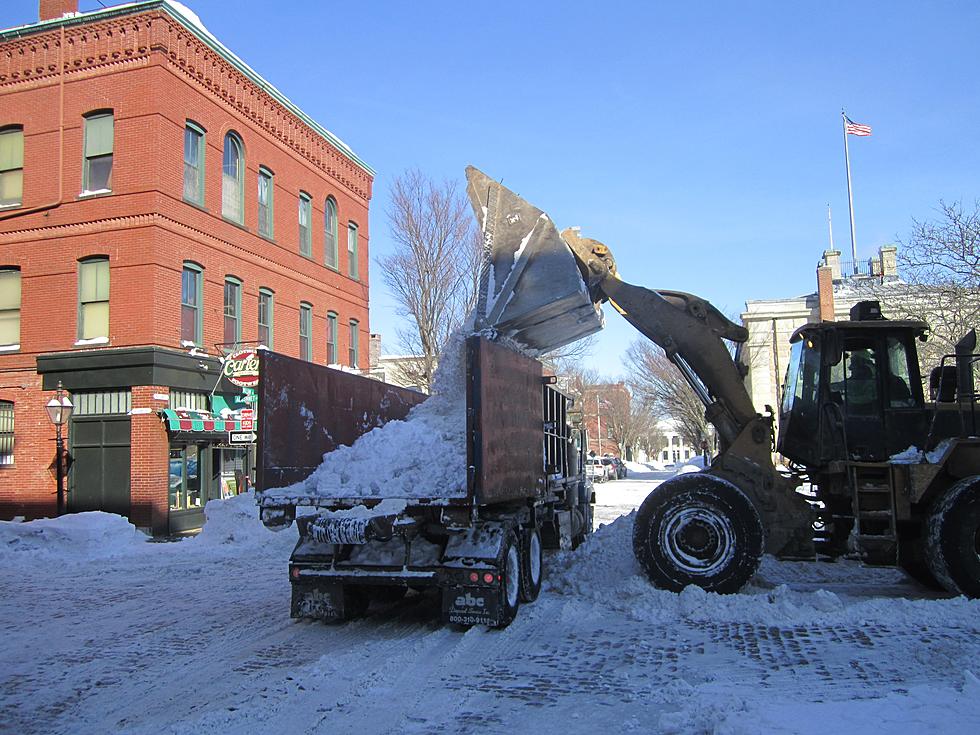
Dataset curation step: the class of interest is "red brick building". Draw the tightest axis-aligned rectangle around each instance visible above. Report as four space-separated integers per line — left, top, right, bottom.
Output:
0 0 374 534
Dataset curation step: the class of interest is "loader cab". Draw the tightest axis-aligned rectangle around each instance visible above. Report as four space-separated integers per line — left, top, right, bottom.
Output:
778 303 928 466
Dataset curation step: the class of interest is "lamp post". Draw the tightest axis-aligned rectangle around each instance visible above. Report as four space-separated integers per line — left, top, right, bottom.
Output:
45 382 74 516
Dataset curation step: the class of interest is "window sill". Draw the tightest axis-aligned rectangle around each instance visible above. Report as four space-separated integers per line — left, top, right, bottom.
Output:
78 189 112 199
183 199 209 213
0 202 22 210
325 264 339 272
74 337 110 347
300 253 314 261
0 343 20 352
221 216 249 233
259 233 276 244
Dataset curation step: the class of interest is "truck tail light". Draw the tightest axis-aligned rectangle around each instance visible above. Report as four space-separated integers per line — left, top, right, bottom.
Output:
469 572 479 583
483 573 494 584
290 567 300 580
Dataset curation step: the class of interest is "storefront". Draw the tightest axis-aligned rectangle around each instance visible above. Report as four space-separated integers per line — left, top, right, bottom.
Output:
36 346 259 536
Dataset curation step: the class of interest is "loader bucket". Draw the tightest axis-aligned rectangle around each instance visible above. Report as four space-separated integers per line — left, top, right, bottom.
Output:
465 166 604 353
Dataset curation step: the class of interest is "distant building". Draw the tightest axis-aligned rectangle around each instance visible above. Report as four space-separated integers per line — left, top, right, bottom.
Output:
653 420 700 466
581 382 630 457
0 0 373 534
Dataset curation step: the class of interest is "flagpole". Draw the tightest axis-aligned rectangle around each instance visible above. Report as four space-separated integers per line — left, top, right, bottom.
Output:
827 203 834 252
842 109 858 275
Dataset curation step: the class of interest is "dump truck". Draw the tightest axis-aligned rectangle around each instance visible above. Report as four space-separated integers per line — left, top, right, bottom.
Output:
255 338 595 628
464 165 980 598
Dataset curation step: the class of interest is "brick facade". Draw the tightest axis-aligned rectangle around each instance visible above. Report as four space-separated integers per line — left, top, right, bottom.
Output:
0 2 373 530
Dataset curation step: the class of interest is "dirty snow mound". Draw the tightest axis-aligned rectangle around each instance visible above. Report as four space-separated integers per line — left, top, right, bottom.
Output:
275 333 468 502
0 512 147 562
192 492 294 550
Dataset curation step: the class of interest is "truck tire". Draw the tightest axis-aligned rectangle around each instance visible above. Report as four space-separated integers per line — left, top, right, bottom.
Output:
519 527 543 603
495 532 521 628
925 476 980 597
632 473 764 594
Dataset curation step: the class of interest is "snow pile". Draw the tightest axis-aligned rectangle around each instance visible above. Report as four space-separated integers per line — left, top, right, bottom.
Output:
890 438 956 465
625 459 665 472
547 512 980 628
272 333 469 502
192 492 294 549
0 512 147 562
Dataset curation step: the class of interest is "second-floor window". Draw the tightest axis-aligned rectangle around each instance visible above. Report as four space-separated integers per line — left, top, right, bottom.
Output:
298 193 312 257
78 257 109 341
258 167 274 238
258 289 273 348
349 318 359 368
0 268 20 347
181 264 203 345
324 197 338 268
0 126 24 208
347 221 359 280
326 311 337 364
223 278 241 346
299 303 312 361
183 122 205 205
222 133 244 223
83 112 113 193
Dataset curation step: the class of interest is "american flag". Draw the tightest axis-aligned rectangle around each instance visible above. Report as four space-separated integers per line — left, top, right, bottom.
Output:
845 117 872 136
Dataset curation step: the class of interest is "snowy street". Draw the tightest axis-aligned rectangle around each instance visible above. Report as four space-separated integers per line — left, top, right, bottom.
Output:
3 464 980 734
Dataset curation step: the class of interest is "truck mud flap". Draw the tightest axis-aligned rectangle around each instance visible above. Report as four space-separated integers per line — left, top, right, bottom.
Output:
291 581 350 621
442 586 501 627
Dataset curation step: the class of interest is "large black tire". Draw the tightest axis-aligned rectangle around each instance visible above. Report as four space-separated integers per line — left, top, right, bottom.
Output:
495 531 521 628
632 473 764 594
925 476 980 597
519 527 543 603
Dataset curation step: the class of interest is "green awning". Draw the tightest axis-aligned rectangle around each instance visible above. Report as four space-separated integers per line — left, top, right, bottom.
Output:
160 408 244 434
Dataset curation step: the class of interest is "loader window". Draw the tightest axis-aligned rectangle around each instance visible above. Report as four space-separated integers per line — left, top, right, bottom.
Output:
886 337 916 408
842 345 880 416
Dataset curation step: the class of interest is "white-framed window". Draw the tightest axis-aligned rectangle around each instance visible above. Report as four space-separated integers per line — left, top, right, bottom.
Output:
0 268 20 347
347 221 359 280
183 121 205 205
258 288 273 349
298 192 312 257
258 166 274 238
82 111 113 192
223 277 241 346
324 197 338 268
78 257 109 341
181 262 203 346
0 126 24 207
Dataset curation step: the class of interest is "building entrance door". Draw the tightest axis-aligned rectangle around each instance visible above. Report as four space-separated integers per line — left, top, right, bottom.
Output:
69 415 132 516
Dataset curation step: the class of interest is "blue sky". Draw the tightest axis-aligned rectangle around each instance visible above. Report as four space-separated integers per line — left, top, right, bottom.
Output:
4 0 979 377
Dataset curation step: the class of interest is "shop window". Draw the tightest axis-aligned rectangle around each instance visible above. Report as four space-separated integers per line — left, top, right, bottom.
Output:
0 400 12 466
298 192 312 257
221 132 244 223
349 318 359 368
0 126 24 207
223 277 241 347
326 311 337 364
0 268 20 347
324 197 338 269
169 445 202 511
82 111 113 193
347 221 359 280
183 121 205 205
257 166 274 238
299 302 312 361
181 262 203 346
219 447 248 498
77 257 109 341
258 288 274 349
169 390 208 411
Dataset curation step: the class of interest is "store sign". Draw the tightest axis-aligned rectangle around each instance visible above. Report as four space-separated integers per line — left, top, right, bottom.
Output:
223 350 260 389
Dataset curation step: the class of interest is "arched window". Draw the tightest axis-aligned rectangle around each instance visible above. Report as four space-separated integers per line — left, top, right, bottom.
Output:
324 197 338 269
0 125 24 207
181 262 203 346
0 267 20 347
257 166 274 237
298 192 312 257
258 288 274 349
223 276 242 346
222 132 244 223
77 256 109 341
183 121 205 205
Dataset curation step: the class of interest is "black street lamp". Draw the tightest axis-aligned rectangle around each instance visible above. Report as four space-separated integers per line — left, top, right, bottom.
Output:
45 382 74 516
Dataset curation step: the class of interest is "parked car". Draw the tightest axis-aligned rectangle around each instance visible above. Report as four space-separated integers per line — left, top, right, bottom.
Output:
606 456 627 479
600 457 617 481
586 457 607 483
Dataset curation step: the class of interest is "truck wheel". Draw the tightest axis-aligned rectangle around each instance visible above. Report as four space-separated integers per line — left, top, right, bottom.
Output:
632 473 764 594
925 476 980 597
495 532 521 628
519 527 543 603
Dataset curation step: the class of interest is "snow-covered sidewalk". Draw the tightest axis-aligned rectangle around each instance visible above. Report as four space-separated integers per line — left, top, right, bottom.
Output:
3 474 980 734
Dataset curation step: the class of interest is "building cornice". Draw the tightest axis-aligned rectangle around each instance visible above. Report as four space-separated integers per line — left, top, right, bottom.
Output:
0 1 373 199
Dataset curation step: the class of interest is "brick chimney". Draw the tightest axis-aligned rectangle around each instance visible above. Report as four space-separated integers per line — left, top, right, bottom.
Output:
40 0 78 21
817 265 835 322
369 333 382 370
